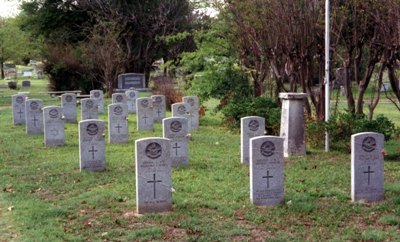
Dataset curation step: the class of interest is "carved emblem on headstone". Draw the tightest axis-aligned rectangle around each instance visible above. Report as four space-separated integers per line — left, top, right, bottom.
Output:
16 96 24 104
86 100 94 109
170 121 182 133
30 101 39 110
260 141 275 157
65 95 73 102
87 123 99 136
177 105 186 115
248 120 260 132
116 94 123 102
362 137 377 152
49 109 59 118
145 142 162 159
94 92 100 98
155 96 162 104
113 106 123 115
129 92 136 98
141 99 149 108
187 98 195 107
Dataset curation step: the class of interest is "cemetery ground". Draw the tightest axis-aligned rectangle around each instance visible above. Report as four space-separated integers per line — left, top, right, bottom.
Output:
0 79 399 241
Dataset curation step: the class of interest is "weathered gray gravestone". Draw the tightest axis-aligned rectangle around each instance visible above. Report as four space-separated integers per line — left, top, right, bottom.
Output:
136 97 154 131
125 90 138 114
183 96 199 129
351 132 385 203
22 80 31 87
43 106 65 147
112 93 127 104
171 102 191 132
61 93 77 123
163 117 189 167
241 116 265 165
250 136 284 206
279 92 308 157
79 119 106 172
135 137 172 214
12 94 28 125
151 95 166 123
89 90 104 114
25 99 43 134
81 98 98 120
108 103 129 144
118 73 146 89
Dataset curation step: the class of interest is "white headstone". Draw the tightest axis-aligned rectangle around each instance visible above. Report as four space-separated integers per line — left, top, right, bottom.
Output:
112 93 127 104
90 90 104 114
108 104 129 144
151 95 166 123
135 137 172 214
12 94 28 125
125 90 138 114
183 96 199 129
136 97 154 131
81 98 98 120
241 116 265 165
250 136 284 206
25 99 43 134
43 106 65 147
61 93 77 123
172 102 191 132
79 119 106 172
163 117 189 167
279 92 308 157
351 132 385 203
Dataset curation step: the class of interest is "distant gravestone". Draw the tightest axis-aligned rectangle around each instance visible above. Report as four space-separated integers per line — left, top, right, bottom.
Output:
279 93 308 157
81 98 98 120
43 106 65 147
351 132 384 203
12 94 28 125
79 119 106 172
25 99 43 134
380 83 391 92
183 96 199 129
112 93 127 104
22 80 31 87
151 95 166 123
250 136 284 206
108 103 129 144
61 93 77 123
90 90 104 114
135 137 172 214
136 97 154 131
125 90 138 114
163 117 189 167
241 116 265 165
118 73 146 89
23 71 33 77
172 102 191 132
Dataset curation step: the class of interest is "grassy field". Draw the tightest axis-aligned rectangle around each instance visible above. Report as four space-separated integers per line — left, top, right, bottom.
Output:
0 78 399 241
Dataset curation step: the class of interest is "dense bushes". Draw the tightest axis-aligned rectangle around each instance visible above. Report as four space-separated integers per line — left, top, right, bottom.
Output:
306 112 399 152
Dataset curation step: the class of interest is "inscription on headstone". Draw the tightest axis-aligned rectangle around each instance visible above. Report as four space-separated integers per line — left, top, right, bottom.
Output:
183 96 200 129
43 106 65 147
108 104 129 144
136 97 154 131
12 94 28 125
112 93 127 104
125 90 138 114
163 117 189 167
81 98 98 120
250 136 284 206
25 99 43 134
351 132 384 203
135 137 172 214
151 95 166 123
241 116 265 165
118 73 146 89
79 120 106 172
61 93 77 123
90 90 104 114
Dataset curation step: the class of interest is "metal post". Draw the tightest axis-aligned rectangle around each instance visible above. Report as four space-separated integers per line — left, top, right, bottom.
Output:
325 0 330 152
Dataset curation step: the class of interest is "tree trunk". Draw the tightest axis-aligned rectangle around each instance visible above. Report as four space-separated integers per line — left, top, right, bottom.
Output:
355 60 377 114
387 64 400 101
344 59 355 113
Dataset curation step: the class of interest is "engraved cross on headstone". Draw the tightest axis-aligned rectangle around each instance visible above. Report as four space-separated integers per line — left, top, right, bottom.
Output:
89 146 98 160
172 142 181 156
263 170 273 189
115 123 122 134
142 112 148 124
18 109 23 119
33 115 39 127
157 108 162 117
363 166 374 185
147 173 162 199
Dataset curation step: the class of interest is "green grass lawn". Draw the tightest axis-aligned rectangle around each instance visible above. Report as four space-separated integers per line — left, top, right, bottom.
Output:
0 79 399 241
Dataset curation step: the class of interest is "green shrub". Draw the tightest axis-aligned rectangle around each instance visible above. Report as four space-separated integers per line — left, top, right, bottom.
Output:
306 111 399 152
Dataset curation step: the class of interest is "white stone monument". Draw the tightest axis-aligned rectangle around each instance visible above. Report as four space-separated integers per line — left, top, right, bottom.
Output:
81 98 98 120
172 102 191 132
79 119 106 172
151 95 166 123
108 103 129 144
43 106 65 147
12 94 28 125
90 90 104 114
163 117 189 167
61 93 77 123
241 116 265 165
136 97 154 131
112 93 127 104
125 90 138 114
183 96 199 129
25 99 44 135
